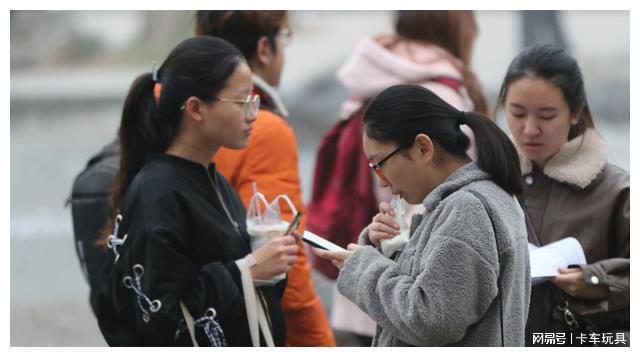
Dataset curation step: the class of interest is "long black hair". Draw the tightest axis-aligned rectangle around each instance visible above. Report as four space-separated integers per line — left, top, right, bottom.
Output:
497 44 595 140
364 84 523 195
100 36 245 246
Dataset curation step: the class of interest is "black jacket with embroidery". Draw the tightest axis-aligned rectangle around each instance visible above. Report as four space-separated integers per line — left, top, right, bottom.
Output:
92 153 286 346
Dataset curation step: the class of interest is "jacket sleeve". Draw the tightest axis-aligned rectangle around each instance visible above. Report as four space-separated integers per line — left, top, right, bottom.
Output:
578 186 629 311
337 198 500 346
123 227 246 346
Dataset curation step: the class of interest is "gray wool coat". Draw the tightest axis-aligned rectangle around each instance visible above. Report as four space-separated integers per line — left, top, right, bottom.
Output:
337 163 531 346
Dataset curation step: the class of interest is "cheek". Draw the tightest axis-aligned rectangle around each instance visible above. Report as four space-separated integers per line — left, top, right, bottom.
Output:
546 126 568 149
506 119 524 140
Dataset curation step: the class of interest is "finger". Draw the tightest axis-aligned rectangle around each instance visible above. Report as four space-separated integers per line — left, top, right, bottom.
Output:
312 247 328 259
285 255 298 265
373 222 400 236
379 201 395 216
281 235 296 245
290 230 301 240
374 214 400 230
347 243 359 251
552 275 571 286
370 232 396 244
284 245 299 256
558 267 580 274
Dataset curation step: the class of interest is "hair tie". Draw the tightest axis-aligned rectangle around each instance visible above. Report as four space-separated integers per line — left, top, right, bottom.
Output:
151 61 159 82
153 83 162 105
458 111 466 126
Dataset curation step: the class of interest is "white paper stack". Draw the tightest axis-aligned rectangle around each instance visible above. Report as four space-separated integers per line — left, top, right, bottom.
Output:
528 237 587 285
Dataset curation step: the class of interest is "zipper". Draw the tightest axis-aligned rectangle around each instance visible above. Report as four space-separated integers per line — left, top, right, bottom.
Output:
204 167 241 235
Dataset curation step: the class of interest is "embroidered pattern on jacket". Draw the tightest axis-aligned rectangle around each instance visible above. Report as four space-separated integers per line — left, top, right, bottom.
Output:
195 308 226 346
107 213 128 263
174 308 227 347
122 264 162 323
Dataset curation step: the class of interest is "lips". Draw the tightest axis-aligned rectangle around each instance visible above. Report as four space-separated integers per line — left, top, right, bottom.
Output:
523 142 543 150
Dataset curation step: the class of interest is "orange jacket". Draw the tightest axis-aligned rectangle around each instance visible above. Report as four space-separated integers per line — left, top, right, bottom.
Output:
213 109 335 346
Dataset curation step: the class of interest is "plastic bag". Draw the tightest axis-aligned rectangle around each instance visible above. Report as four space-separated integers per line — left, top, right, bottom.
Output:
245 183 298 285
380 195 410 258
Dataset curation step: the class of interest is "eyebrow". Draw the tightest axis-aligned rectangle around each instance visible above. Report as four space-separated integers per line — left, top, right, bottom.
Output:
509 103 557 112
366 153 380 162
232 86 252 97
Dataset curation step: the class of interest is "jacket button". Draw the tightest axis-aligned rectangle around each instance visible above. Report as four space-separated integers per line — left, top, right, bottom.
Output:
525 175 534 185
590 276 600 285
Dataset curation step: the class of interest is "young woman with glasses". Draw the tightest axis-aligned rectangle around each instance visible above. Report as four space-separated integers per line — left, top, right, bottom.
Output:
196 11 336 346
314 84 531 346
306 11 489 346
93 36 299 346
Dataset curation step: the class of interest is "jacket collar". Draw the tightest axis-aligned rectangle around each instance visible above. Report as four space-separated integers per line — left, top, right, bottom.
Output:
421 162 490 213
515 128 607 189
252 74 289 118
146 153 216 179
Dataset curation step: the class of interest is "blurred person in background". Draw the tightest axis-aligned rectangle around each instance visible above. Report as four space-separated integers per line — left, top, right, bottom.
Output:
92 36 299 346
196 10 335 347
306 10 488 346
498 44 629 346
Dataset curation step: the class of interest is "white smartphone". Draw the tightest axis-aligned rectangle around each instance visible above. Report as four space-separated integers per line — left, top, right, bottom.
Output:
302 231 347 252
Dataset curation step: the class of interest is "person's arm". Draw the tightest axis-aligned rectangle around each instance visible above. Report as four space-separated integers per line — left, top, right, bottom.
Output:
555 187 629 310
122 227 247 346
335 195 501 346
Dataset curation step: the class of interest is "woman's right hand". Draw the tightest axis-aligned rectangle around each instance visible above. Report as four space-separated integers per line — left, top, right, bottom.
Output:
368 201 401 247
250 234 298 281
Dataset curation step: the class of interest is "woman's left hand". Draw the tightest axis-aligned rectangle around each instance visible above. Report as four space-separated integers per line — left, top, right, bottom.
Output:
312 244 359 269
552 267 610 300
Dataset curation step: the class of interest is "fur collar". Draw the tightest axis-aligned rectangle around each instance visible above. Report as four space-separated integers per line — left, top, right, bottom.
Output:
515 128 607 189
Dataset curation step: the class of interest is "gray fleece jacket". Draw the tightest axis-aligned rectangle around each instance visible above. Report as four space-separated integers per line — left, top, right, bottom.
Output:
337 163 531 346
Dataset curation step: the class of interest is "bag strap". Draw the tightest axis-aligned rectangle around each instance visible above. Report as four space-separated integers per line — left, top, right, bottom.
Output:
431 76 463 93
179 300 199 347
235 257 275 347
467 189 504 347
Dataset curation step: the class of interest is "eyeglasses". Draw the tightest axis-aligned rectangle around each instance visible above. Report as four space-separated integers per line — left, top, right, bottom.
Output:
278 28 293 47
368 146 403 182
179 94 260 119
213 94 261 119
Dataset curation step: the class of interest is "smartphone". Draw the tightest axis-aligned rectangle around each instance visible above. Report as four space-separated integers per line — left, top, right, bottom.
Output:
284 212 302 236
302 231 347 252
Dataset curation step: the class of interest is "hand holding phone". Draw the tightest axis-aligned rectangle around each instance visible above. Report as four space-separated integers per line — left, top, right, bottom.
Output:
302 231 347 252
284 212 302 236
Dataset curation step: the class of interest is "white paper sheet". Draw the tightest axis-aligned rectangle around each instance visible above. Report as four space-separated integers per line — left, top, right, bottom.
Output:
528 237 587 285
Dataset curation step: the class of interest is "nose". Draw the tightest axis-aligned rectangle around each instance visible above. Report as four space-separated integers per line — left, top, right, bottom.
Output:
522 117 540 137
246 111 258 124
378 175 391 188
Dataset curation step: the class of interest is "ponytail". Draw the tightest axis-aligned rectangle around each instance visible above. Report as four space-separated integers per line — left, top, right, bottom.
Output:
99 72 169 247
460 111 523 195
98 36 245 248
364 84 522 197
